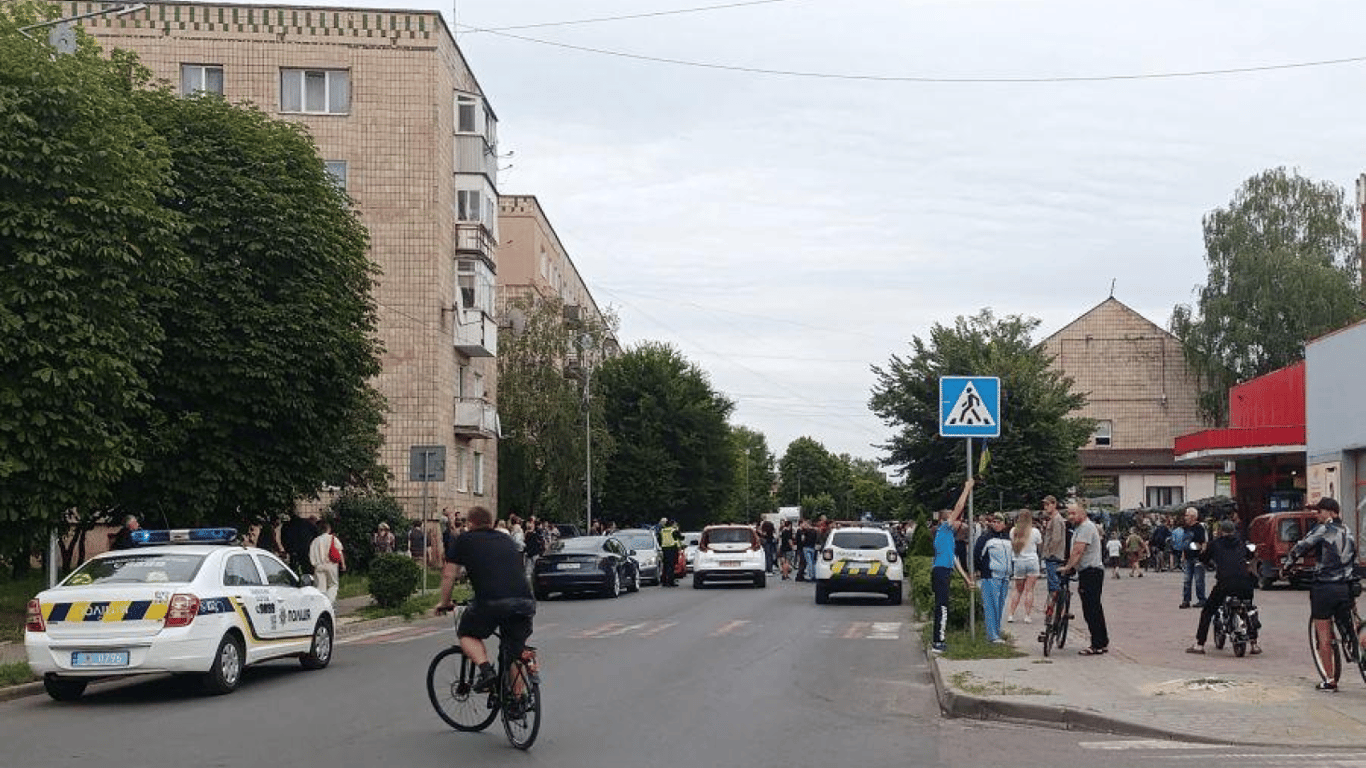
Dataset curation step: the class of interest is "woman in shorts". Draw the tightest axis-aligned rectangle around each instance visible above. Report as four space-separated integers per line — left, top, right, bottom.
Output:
1005 509 1043 624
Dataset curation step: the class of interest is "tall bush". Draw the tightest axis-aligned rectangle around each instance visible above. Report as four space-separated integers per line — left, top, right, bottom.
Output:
325 492 406 573
368 553 421 608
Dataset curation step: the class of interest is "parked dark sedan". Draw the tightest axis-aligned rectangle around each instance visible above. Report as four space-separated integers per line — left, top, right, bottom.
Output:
533 535 640 600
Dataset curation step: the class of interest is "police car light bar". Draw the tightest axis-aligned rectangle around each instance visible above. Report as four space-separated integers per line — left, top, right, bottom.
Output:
131 528 238 546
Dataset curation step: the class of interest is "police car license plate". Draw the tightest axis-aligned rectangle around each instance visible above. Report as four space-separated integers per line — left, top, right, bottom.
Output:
557 563 581 570
72 651 129 667
722 561 741 568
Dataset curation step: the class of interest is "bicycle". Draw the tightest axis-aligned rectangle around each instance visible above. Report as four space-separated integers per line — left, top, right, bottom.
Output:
1211 595 1255 658
1305 581 1366 689
427 607 542 750
1040 571 1073 657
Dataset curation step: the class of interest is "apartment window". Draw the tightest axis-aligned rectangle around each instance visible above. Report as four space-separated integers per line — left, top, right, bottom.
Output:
472 451 485 495
1145 486 1184 507
456 259 494 315
454 446 468 491
457 190 481 222
456 94 477 133
281 69 350 114
457 363 469 399
181 64 223 96
1092 420 1112 447
324 160 347 190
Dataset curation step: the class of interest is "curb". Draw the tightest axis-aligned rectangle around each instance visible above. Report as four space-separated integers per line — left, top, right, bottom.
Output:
925 647 1227 744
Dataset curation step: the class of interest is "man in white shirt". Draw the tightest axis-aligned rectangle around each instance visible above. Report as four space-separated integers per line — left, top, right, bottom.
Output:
308 520 346 603
1060 502 1108 655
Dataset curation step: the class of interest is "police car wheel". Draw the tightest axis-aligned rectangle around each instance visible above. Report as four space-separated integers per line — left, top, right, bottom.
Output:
43 675 87 702
301 617 334 670
204 633 245 695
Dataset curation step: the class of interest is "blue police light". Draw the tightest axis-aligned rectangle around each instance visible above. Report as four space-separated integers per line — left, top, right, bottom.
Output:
131 528 238 546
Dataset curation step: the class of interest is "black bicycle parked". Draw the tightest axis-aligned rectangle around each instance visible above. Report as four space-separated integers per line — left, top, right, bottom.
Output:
426 609 542 750
1040 572 1072 657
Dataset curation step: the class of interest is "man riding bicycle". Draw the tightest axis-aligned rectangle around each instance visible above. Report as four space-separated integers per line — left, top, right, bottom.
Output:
1284 497 1358 692
436 506 536 693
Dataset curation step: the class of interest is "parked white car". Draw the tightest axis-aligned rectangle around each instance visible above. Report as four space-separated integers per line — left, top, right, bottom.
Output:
26 528 334 701
682 532 701 573
813 525 903 605
693 525 766 588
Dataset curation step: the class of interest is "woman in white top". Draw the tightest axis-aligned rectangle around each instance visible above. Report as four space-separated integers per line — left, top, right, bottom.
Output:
1006 509 1043 623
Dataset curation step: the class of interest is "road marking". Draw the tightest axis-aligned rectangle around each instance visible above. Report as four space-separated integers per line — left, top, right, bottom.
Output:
573 622 623 639
638 621 677 637
842 622 871 639
380 626 444 644
710 620 750 637
868 622 901 639
1077 740 1235 750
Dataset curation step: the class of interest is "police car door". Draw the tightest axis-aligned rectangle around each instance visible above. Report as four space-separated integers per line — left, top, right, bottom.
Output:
255 553 315 645
222 552 280 647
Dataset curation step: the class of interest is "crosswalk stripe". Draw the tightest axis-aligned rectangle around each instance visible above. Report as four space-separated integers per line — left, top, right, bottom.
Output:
709 620 750 637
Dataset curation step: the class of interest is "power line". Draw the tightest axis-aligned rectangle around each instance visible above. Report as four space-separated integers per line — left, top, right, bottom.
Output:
457 22 1366 83
459 0 805 33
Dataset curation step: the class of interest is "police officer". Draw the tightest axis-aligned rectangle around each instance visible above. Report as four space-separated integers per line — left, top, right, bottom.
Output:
658 518 681 587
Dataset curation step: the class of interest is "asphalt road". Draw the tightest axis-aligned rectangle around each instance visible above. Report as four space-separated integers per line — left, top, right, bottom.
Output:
5 578 1364 767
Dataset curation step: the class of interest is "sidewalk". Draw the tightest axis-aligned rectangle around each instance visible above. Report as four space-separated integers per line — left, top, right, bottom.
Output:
931 567 1366 746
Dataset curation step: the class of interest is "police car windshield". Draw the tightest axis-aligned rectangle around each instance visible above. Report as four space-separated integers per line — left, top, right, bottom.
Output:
831 532 889 550
616 533 656 549
64 553 206 586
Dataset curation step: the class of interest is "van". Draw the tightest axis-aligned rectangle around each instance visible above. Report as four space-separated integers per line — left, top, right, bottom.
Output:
1247 510 1320 588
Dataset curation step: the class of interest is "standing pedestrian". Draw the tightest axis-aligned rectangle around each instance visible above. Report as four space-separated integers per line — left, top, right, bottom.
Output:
1060 502 1108 655
1005 509 1042 623
1179 506 1208 609
658 518 682 587
759 519 777 575
796 520 819 582
281 513 319 574
778 520 795 580
1285 497 1357 690
372 522 395 554
1039 495 1067 605
309 520 346 603
1125 527 1148 577
973 513 1012 643
1106 533 1123 579
1149 516 1171 572
930 478 976 654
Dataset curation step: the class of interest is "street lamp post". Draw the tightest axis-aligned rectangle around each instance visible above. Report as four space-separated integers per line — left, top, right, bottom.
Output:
580 333 594 533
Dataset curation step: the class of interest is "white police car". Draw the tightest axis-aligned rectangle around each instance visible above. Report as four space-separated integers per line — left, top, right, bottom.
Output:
25 528 335 701
813 525 904 605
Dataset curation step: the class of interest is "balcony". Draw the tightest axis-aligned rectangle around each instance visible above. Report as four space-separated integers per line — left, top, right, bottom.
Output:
455 134 498 181
456 223 495 258
454 308 497 358
454 397 500 439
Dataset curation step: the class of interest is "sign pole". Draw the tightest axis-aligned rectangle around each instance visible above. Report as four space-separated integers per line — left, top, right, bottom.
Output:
421 451 430 595
966 438 975 640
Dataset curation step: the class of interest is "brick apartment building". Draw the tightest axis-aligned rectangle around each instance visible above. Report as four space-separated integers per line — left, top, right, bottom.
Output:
1041 297 1225 510
75 2 502 519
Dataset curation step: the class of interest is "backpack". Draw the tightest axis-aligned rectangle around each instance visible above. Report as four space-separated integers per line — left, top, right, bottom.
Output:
1170 526 1188 553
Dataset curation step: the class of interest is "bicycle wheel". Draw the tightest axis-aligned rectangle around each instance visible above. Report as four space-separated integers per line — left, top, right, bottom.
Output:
1308 616 1340 685
1231 612 1246 658
1213 609 1227 651
427 646 499 732
500 658 542 750
1056 588 1071 650
1355 615 1366 685
1041 599 1055 657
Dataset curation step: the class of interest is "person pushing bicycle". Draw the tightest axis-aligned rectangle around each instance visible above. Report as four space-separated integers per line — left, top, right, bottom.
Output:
1284 497 1358 692
436 506 536 693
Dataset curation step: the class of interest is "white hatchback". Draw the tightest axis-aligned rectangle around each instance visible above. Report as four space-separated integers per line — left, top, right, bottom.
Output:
692 525 766 588
813 526 904 605
25 528 335 701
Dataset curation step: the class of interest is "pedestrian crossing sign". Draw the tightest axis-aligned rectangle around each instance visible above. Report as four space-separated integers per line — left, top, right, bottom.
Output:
939 377 1000 437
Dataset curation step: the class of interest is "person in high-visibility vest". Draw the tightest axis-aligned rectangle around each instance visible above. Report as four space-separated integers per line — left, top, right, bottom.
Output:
658 518 682 587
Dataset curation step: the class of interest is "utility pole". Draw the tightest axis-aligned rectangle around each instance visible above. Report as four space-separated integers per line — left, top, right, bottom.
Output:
580 333 594 533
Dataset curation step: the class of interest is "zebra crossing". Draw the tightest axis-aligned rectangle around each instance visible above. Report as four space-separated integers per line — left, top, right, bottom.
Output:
339 618 906 646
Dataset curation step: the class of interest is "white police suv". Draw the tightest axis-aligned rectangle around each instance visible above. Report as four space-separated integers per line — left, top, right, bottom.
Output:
813 525 904 605
25 528 335 701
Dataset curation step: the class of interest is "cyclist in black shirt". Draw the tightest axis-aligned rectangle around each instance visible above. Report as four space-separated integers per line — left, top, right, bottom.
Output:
1186 519 1260 655
436 506 536 692
1285 497 1359 691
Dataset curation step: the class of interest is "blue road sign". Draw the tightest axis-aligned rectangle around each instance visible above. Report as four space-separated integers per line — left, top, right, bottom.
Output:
939 377 1000 437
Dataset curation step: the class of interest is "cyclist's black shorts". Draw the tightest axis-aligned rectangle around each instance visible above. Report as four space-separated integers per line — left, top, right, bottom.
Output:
1309 582 1353 621
458 598 535 656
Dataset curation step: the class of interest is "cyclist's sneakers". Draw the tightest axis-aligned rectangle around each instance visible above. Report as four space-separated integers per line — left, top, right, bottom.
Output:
1316 681 1338 692
930 642 947 654
1185 644 1205 654
1250 643 1262 655
473 663 498 693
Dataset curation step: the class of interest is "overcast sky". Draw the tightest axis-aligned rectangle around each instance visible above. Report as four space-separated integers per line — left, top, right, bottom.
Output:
311 1 1366 463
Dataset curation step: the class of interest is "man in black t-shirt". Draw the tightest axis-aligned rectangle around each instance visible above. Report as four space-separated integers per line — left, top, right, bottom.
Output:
436 506 535 692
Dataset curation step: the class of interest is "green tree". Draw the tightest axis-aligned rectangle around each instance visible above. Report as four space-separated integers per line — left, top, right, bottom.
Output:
777 437 845 509
595 342 735 531
497 295 615 522
0 8 185 564
112 88 387 530
728 425 776 522
1171 167 1363 424
869 309 1092 510
844 455 897 519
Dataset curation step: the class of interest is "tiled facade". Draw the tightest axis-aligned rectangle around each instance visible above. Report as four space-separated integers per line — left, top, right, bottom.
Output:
75 2 501 519
1041 298 1223 509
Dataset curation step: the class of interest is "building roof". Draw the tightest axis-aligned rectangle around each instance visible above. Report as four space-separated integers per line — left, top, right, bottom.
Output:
1079 448 1222 471
1039 296 1175 348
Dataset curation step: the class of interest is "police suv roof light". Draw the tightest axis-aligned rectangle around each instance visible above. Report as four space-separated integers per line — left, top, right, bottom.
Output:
131 528 238 546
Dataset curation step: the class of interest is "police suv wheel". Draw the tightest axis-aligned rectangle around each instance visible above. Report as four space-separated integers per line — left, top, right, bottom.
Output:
301 617 333 670
204 633 244 695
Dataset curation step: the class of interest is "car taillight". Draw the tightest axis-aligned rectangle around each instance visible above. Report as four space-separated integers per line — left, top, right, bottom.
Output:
26 599 45 632
887 551 899 563
163 594 201 628
821 549 833 561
